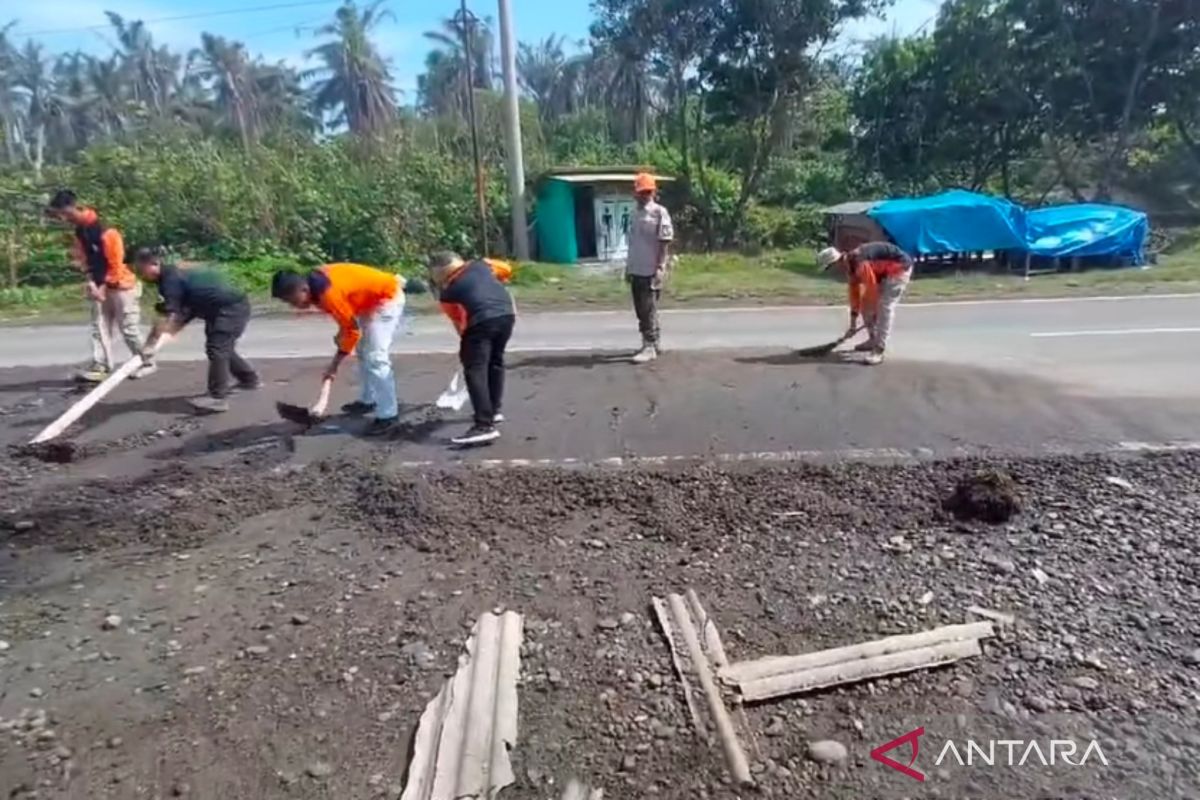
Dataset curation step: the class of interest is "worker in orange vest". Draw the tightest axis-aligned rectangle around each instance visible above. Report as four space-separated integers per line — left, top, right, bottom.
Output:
45 189 155 383
271 263 406 436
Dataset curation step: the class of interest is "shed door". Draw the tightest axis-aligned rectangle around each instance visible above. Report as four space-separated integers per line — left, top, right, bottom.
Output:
595 195 635 262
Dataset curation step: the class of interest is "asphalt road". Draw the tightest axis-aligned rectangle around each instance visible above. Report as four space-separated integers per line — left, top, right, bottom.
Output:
3 293 1200 398
2 294 1199 479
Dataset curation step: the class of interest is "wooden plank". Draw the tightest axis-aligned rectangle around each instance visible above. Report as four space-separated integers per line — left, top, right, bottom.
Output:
30 336 171 444
721 622 992 685
739 639 982 703
666 593 753 786
651 596 705 741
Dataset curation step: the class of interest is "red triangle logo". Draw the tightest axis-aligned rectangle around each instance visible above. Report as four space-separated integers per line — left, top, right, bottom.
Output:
870 726 926 782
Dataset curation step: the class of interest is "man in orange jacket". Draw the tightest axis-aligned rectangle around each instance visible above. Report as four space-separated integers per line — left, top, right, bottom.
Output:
271 263 406 436
427 252 515 446
818 241 914 366
45 190 154 383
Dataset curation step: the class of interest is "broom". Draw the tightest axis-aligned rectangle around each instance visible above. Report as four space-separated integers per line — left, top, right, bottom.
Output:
794 324 865 358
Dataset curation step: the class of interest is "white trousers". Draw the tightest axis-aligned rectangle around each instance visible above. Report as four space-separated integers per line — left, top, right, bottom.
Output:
355 292 405 419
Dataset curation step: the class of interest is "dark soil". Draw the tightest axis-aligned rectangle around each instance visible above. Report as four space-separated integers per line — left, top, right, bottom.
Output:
2 451 1199 799
943 469 1022 523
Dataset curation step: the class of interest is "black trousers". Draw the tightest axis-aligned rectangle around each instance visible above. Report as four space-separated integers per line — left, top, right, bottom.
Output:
628 274 661 346
204 299 256 398
460 314 515 426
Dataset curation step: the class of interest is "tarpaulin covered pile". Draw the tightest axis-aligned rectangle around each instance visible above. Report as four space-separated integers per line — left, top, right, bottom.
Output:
862 189 1148 263
1025 204 1148 260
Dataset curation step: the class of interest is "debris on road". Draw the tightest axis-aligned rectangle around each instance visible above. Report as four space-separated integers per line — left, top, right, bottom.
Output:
943 470 1021 523
560 778 603 800
652 590 753 786
966 605 1016 627
721 622 994 702
401 610 524 800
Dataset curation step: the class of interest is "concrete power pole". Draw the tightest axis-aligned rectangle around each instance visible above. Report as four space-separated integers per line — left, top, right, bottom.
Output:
497 0 530 260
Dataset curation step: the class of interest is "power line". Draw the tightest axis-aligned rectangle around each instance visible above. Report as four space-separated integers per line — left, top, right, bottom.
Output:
10 0 345 39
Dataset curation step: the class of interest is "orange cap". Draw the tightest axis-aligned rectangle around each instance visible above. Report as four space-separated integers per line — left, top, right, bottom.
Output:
634 173 656 193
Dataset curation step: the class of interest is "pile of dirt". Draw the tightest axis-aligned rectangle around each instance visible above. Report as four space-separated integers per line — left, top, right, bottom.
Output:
943 468 1022 523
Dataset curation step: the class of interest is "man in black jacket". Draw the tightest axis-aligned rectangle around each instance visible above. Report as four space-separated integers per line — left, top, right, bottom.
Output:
136 249 260 413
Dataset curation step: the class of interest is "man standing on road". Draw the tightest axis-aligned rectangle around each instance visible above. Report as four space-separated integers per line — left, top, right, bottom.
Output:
818 242 914 366
626 173 674 364
45 189 154 383
270 263 406 436
135 249 260 414
427 252 516 446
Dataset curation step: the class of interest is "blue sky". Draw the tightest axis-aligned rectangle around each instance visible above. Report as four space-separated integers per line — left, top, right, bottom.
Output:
7 0 945 100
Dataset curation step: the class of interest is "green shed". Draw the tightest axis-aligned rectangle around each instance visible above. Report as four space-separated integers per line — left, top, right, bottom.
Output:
535 168 674 265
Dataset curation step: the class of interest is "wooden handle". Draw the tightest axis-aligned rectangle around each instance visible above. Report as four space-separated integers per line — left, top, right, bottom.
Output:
312 376 333 416
30 335 171 444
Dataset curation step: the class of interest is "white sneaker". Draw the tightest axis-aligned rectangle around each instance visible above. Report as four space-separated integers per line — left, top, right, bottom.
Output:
631 346 658 364
863 352 885 366
493 413 505 424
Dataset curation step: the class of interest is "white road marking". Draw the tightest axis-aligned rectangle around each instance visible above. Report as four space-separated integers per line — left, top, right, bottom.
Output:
1030 327 1200 338
388 440 1200 471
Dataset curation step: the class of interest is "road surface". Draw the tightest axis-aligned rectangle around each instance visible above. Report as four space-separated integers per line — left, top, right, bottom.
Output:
2 294 1199 478
3 293 1199 399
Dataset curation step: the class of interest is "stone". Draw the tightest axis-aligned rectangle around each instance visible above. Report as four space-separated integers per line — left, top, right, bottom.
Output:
1031 568 1050 586
597 617 620 631
400 641 436 669
546 667 564 686
101 615 122 631
1026 695 1054 712
1183 649 1200 667
14 520 35 532
621 755 637 772
290 614 311 626
245 645 270 657
0 640 9 652
1071 676 1100 691
807 740 848 765
620 612 638 627
764 717 787 737
305 762 334 779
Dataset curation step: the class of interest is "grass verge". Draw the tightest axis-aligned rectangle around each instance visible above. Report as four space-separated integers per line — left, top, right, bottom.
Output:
3 245 1198 324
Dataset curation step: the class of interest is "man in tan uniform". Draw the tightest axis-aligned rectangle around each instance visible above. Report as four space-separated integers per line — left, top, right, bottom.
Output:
625 173 674 364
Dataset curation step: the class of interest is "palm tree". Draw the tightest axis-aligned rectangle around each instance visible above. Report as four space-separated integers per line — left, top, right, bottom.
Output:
306 1 398 135
417 49 462 118
253 61 317 137
86 55 130 138
188 33 258 148
10 41 59 177
517 35 584 124
0 23 24 165
106 12 179 116
424 16 496 94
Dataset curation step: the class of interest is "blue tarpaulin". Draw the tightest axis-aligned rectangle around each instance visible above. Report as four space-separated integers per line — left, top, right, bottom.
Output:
863 189 1148 263
867 190 1028 255
1025 204 1148 262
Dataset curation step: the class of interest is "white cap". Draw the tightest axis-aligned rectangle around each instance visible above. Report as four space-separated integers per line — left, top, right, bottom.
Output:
817 246 843 270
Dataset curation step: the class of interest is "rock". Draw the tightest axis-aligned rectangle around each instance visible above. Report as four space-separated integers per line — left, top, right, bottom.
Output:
1031 568 1050 586
918 591 934 606
620 612 638 627
305 762 334 779
597 617 620 631
584 538 607 549
983 554 1017 574
1104 476 1134 491
245 645 270 657
764 717 787 737
171 781 190 796
1183 649 1200 667
0 640 8 652
101 615 122 631
106 737 123 749
1071 676 1100 691
622 755 637 772
546 667 564 686
367 774 384 787
290 614 311 626
29 688 43 699
650 720 675 740
400 641 436 669
807 740 848 765
14 520 35 532
1026 695 1054 712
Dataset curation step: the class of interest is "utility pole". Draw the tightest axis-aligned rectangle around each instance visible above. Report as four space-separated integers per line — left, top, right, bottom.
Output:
456 0 489 255
497 0 529 260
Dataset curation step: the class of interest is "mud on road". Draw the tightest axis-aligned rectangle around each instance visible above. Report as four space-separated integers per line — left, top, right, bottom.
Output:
2 444 1200 799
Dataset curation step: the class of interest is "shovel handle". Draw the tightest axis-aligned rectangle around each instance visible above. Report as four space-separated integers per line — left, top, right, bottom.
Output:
311 376 333 417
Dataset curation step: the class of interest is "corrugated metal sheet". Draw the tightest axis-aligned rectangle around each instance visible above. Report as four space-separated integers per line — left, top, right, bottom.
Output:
549 173 674 184
820 200 879 215
402 611 524 800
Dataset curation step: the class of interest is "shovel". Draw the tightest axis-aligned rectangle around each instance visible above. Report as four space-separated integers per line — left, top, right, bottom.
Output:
276 376 333 427
436 370 468 412
794 324 865 358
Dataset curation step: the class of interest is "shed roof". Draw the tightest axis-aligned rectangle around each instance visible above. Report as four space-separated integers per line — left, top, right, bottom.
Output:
820 200 880 215
539 166 675 185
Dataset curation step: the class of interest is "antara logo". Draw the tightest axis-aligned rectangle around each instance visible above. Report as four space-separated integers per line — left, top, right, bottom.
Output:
871 727 1109 782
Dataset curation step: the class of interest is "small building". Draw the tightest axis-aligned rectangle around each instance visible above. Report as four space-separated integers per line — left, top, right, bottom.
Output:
535 167 674 265
820 200 887 252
